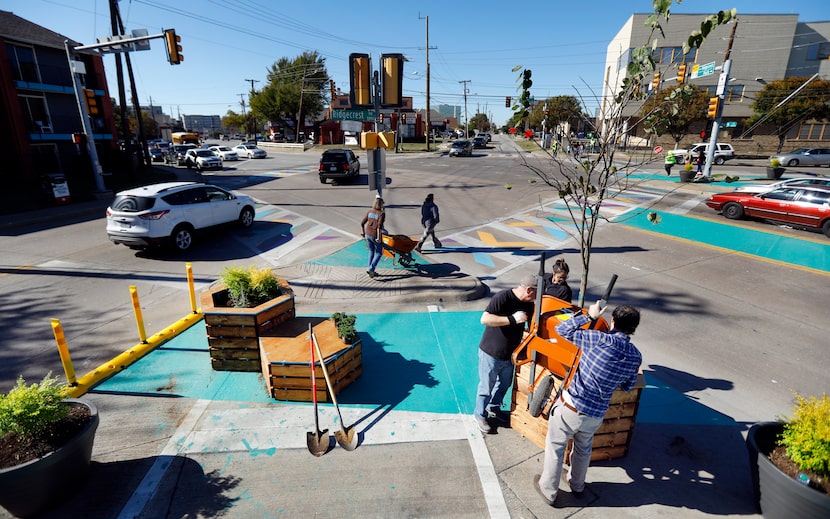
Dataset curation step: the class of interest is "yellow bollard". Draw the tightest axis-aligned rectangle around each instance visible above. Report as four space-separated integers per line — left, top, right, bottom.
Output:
130 285 148 343
186 262 197 313
51 318 77 385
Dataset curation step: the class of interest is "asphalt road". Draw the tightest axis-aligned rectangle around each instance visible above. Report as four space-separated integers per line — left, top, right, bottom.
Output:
1 137 828 428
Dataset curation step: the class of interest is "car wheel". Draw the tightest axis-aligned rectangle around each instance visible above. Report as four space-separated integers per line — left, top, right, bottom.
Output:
722 202 744 220
238 206 255 228
171 224 194 251
822 220 830 238
715 156 725 165
320 177 327 184
787 159 799 166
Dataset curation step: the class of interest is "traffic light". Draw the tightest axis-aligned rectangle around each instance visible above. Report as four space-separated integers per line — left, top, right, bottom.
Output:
677 64 687 84
164 29 182 65
652 73 660 90
380 53 404 108
522 69 532 90
505 96 511 107
401 113 407 122
378 113 384 124
71 133 86 144
329 79 336 100
83 88 98 115
349 53 372 107
707 97 720 118
700 130 708 140
544 109 550 117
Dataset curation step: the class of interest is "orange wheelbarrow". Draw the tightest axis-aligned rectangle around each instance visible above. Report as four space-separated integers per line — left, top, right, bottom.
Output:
381 233 419 268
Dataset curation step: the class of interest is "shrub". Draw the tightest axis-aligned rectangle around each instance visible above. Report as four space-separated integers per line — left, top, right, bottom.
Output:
220 266 282 307
770 158 782 168
779 393 830 477
0 373 68 439
684 162 694 172
332 313 358 343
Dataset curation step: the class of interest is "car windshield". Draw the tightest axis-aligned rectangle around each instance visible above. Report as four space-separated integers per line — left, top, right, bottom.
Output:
215 147 231 152
195 150 215 157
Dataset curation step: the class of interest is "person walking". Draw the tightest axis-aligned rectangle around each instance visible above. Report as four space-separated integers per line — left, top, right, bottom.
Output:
474 274 537 434
360 196 385 278
415 193 441 252
696 148 706 173
534 302 642 507
664 150 677 176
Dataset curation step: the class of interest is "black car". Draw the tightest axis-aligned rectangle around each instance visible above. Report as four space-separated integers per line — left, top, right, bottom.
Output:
449 140 473 157
319 149 361 184
472 135 487 149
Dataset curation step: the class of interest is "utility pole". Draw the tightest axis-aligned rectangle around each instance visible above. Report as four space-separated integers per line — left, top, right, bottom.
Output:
238 94 247 138
700 20 738 181
420 14 436 151
244 78 260 144
459 79 470 138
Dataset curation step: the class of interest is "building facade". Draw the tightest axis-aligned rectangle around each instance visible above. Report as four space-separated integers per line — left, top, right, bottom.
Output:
0 10 118 213
599 13 830 154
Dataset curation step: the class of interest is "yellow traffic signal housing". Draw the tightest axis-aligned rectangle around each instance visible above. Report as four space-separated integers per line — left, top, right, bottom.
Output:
707 97 720 118
360 131 378 149
676 64 687 84
651 73 660 90
349 53 372 108
380 53 404 108
83 89 99 115
378 131 395 149
164 29 183 65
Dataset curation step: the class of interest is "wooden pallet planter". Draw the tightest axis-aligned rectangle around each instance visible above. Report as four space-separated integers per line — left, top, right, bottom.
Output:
510 361 645 461
259 317 362 402
200 279 295 372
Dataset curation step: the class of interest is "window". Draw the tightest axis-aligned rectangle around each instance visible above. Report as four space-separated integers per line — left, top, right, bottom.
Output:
724 85 744 103
650 47 695 64
806 43 830 61
6 43 40 83
763 188 799 201
799 190 830 205
18 95 52 133
797 123 828 141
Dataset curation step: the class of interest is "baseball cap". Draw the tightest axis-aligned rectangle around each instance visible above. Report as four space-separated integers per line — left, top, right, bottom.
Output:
519 274 538 288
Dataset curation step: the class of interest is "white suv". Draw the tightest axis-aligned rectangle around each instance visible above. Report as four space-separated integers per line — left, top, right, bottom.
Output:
106 182 256 251
683 142 736 165
184 149 223 171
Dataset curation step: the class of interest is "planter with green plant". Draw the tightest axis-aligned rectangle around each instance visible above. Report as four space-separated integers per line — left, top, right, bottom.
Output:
200 266 295 371
747 393 829 519
767 158 786 179
0 374 99 517
680 161 695 182
331 312 358 344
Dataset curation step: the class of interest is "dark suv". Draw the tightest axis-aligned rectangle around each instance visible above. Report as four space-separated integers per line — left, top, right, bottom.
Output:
319 149 361 184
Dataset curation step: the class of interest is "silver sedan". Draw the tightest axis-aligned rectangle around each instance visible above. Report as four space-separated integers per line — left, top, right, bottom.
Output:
770 148 830 167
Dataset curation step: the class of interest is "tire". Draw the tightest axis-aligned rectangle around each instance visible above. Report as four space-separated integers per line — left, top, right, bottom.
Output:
320 177 327 184
822 220 830 238
722 202 744 220
787 159 799 167
238 206 255 228
529 375 553 418
714 156 725 165
170 225 194 251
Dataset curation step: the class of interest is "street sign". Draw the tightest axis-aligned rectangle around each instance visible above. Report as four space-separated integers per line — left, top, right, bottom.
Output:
724 121 737 128
654 145 664 154
692 61 716 79
332 109 375 122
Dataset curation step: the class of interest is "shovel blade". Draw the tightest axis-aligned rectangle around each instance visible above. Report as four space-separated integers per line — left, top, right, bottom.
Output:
335 427 358 451
307 429 329 457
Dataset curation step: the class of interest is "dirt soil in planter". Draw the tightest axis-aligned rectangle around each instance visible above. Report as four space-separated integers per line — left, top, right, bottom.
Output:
0 405 91 469
769 445 829 494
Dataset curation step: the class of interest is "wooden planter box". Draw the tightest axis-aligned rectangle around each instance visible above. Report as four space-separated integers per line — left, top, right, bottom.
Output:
259 317 362 402
200 279 295 372
510 361 645 461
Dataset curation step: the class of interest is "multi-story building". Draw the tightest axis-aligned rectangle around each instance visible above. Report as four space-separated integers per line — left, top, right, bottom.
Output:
0 10 117 213
181 114 222 136
599 13 830 154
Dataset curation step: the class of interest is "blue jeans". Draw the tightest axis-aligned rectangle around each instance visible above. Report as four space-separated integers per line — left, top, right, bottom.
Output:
474 349 514 419
366 236 383 273
538 399 603 501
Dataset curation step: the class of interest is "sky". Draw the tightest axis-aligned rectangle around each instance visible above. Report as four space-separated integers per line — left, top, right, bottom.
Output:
6 0 828 127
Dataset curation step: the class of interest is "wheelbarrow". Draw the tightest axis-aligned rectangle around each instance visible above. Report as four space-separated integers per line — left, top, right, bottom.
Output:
381 232 419 268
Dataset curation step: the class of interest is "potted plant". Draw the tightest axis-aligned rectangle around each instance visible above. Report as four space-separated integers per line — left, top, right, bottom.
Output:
331 312 358 344
767 158 786 179
200 265 295 371
680 161 696 182
746 393 829 519
0 374 99 517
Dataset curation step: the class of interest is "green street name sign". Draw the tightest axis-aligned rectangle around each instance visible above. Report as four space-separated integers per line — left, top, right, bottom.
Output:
332 109 375 122
723 121 737 128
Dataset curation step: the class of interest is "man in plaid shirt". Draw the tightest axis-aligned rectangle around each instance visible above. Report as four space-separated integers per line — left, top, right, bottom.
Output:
534 301 642 507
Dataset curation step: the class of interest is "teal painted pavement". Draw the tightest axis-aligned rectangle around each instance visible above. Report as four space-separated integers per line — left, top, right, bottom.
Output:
618 210 829 272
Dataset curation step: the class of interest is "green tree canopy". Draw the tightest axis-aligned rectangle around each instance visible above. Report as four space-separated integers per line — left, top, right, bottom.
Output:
639 84 708 147
746 76 830 151
250 51 328 140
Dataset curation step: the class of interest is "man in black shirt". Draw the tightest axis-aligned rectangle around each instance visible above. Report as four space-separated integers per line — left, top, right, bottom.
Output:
474 274 536 433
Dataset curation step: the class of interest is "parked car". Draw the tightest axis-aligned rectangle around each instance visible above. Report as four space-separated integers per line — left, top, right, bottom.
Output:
679 142 735 165
147 147 164 162
704 185 830 237
184 149 223 171
233 144 267 159
172 144 197 165
105 182 257 251
769 148 830 167
449 139 473 157
472 135 487 149
209 145 239 161
734 177 830 194
318 149 360 184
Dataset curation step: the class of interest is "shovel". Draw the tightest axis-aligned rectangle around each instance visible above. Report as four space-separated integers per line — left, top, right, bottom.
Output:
311 330 358 451
306 324 329 457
